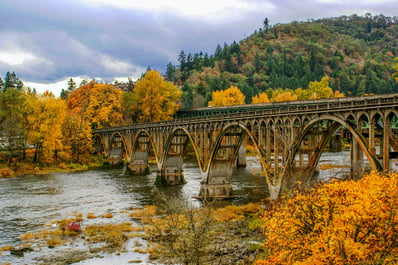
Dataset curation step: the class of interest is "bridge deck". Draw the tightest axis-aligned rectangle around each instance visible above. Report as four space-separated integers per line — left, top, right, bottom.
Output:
94 93 398 133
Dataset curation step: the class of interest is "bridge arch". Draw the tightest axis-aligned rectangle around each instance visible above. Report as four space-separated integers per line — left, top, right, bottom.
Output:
132 130 160 162
370 110 384 122
287 114 382 187
156 126 204 186
162 126 204 171
200 122 273 198
108 132 128 165
357 111 370 122
385 109 398 121
92 134 105 154
127 130 160 175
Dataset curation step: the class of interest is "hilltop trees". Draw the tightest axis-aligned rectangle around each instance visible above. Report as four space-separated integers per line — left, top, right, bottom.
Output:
2 72 23 92
168 14 398 107
60 78 77 100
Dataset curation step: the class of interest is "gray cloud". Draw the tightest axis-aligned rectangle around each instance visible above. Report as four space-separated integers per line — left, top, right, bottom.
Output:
0 0 396 88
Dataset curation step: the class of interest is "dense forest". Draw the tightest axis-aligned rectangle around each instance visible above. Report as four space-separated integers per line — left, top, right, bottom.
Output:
164 14 398 108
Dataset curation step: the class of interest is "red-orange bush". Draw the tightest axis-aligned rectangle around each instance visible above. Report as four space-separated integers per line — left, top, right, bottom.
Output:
256 172 398 265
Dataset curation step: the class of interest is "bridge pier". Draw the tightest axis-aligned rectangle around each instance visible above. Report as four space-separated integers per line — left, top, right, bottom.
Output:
108 147 124 166
156 156 186 185
236 142 246 167
350 138 364 180
127 151 149 174
200 183 233 198
200 160 233 197
156 168 185 185
329 135 342 152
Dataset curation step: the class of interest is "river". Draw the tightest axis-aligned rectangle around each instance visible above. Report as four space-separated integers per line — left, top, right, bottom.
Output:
0 152 352 264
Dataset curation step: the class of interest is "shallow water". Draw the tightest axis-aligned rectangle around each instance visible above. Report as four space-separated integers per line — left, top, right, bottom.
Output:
0 152 351 264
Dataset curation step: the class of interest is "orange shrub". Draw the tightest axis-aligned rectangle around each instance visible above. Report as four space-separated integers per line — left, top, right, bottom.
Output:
0 168 14 178
256 172 398 265
212 203 262 222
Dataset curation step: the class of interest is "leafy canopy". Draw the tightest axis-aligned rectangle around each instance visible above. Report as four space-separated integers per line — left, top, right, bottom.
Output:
208 86 245 107
130 70 182 122
256 172 398 265
67 81 125 129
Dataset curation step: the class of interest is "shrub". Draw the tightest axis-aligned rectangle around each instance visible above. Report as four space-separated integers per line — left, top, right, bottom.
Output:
0 168 14 178
256 172 398 265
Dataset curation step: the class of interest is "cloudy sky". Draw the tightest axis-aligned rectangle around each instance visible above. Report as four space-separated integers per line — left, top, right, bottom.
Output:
0 0 397 95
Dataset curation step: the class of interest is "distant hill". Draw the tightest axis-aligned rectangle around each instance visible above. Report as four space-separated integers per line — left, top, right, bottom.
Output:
165 14 398 108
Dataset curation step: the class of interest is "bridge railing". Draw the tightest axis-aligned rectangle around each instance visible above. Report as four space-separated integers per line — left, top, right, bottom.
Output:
93 93 398 134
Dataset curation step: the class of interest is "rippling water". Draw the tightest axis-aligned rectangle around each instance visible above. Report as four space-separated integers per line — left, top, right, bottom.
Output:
0 152 351 264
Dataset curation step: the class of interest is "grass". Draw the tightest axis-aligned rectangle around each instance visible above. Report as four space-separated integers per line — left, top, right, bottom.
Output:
11 203 265 264
0 154 103 178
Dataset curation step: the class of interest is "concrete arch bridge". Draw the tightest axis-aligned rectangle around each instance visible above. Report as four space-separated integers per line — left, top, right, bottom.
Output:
93 94 398 199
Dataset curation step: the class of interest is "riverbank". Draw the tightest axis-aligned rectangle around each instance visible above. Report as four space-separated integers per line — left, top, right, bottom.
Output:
0 155 104 178
1 202 265 264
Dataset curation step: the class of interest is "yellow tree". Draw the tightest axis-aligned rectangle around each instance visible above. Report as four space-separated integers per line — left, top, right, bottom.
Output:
252 92 270 104
132 70 182 122
393 57 398 83
307 76 344 99
28 91 66 164
86 84 124 129
294 87 307 100
62 111 93 164
271 91 297 102
208 86 245 107
67 82 125 129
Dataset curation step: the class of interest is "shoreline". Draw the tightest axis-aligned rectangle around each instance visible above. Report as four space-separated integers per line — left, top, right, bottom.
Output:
0 160 104 179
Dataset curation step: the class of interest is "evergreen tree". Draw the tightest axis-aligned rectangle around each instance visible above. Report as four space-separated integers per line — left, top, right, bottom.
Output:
166 62 176 82
214 44 222 59
183 89 194 109
68 78 76 91
3 72 23 92
80 79 89 87
178 51 186 70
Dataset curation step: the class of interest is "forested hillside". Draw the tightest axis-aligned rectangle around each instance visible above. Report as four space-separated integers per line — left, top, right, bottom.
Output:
165 14 398 108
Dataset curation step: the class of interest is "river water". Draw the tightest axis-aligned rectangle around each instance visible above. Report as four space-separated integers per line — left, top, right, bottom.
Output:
0 152 352 264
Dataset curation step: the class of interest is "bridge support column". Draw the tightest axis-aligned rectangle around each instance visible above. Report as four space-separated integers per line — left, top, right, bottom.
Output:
383 121 391 172
329 135 342 152
107 147 124 166
369 121 375 155
350 139 364 180
156 156 186 185
157 168 185 185
236 141 246 167
200 161 233 198
127 151 149 175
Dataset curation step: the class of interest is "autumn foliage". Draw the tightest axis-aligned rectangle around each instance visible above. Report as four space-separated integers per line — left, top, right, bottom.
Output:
209 86 245 106
129 70 182 122
256 172 398 265
252 92 270 104
67 81 125 129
